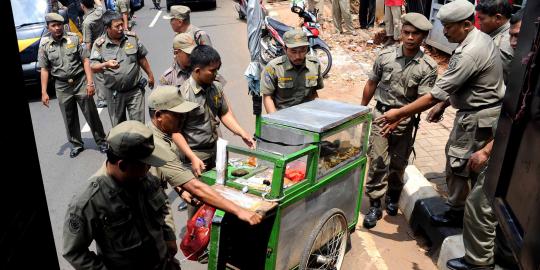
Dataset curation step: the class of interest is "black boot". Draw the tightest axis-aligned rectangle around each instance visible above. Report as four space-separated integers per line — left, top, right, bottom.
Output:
431 209 464 227
385 195 399 216
363 199 383 229
447 257 494 270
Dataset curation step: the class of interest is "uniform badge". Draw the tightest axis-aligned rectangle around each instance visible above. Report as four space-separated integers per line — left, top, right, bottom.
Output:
92 51 100 58
68 213 83 234
448 54 462 71
125 42 134 50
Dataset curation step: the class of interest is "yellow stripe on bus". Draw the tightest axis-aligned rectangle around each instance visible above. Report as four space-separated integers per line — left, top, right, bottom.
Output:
18 37 40 52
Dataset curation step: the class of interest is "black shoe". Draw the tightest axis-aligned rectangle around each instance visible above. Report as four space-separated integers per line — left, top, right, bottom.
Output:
431 209 464 227
98 144 108 154
385 191 400 216
363 199 383 229
177 201 188 211
154 3 161 9
447 257 494 270
70 147 85 158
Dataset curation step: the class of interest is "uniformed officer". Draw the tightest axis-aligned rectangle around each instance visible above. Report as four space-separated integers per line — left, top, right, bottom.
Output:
376 0 505 227
159 33 196 87
147 86 263 225
62 120 178 270
90 10 155 127
115 0 131 30
446 10 523 270
167 5 212 46
361 13 438 229
81 0 107 108
260 28 324 113
173 45 255 177
332 0 356 35
476 0 514 81
39 13 108 158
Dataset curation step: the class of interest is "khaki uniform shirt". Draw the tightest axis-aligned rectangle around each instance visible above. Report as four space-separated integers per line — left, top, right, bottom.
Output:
82 6 105 46
159 61 191 87
185 24 212 46
490 22 513 82
62 165 174 270
90 32 148 92
430 28 505 111
116 0 130 13
368 45 438 107
148 122 196 187
260 55 324 110
38 32 85 92
179 77 229 158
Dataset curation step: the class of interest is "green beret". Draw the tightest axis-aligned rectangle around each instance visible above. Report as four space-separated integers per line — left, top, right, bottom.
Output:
436 0 475 23
401 13 433 31
45 13 64 23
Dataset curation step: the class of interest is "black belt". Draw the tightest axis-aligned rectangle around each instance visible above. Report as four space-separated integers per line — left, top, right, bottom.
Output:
53 72 84 84
458 101 502 113
375 102 399 113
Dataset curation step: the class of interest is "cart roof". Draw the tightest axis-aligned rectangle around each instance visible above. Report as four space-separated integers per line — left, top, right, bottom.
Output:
262 99 370 132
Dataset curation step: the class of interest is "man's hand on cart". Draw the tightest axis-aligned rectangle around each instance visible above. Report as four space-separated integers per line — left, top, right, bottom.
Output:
190 156 206 177
236 208 263 225
239 131 256 149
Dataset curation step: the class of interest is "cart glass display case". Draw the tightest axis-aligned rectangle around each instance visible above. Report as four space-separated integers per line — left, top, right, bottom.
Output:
201 100 371 270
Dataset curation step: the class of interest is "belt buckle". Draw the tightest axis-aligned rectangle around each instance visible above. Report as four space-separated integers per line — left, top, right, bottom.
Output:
67 78 75 86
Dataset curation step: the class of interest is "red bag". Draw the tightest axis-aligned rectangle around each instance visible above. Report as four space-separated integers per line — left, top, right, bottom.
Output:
180 204 216 261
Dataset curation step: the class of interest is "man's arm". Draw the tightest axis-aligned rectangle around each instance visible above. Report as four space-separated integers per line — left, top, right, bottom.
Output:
181 179 262 225
219 97 255 148
263 95 277 114
260 64 277 113
171 132 206 176
62 205 106 269
468 139 494 172
83 58 95 96
376 93 441 136
138 57 155 88
40 68 50 107
361 79 378 106
122 12 129 30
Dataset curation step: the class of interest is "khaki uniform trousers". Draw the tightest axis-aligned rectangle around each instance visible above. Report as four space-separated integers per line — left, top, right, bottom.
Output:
332 0 355 32
106 87 145 127
365 109 414 200
93 72 106 103
55 75 106 148
462 167 497 266
384 5 401 41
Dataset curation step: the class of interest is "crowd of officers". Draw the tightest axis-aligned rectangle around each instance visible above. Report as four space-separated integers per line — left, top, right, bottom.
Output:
35 0 523 269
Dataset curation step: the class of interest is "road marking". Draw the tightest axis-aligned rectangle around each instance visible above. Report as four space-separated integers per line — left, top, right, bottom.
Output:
356 229 389 270
149 10 162 28
81 108 103 133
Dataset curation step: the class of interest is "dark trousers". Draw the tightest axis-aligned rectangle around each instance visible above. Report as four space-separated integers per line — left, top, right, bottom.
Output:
359 0 375 28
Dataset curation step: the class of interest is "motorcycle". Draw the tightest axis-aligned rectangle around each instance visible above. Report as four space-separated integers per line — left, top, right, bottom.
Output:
260 4 332 77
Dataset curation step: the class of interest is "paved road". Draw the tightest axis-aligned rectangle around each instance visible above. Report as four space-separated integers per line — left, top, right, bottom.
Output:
28 1 252 268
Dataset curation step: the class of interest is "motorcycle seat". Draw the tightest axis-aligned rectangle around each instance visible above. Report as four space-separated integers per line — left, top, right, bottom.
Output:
266 17 292 36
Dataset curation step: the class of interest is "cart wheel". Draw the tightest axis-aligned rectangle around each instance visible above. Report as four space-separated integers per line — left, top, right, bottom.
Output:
299 208 348 270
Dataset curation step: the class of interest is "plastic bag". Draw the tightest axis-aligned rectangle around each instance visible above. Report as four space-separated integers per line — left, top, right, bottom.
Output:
180 204 216 260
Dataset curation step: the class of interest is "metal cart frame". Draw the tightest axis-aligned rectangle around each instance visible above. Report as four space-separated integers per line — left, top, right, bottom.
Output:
201 100 372 270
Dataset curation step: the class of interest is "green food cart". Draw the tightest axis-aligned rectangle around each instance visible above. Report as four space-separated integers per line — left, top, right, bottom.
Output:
201 99 372 270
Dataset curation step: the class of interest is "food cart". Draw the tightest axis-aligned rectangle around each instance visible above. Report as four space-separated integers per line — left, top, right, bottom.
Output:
201 99 371 269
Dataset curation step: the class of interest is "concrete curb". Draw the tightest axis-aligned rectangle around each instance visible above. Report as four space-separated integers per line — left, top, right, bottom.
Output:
437 234 465 270
399 165 440 222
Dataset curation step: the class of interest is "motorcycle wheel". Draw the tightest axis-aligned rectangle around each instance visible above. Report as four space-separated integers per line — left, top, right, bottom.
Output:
311 45 332 77
259 36 276 65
